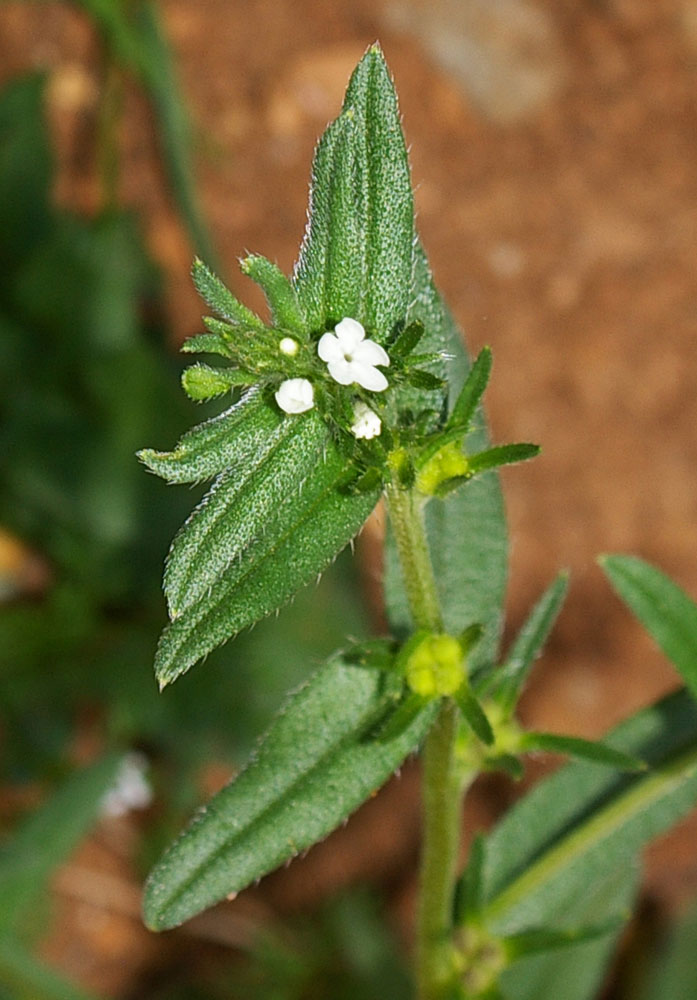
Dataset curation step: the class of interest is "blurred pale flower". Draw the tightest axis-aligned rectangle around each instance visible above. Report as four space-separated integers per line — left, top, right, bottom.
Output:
101 752 152 818
317 318 389 391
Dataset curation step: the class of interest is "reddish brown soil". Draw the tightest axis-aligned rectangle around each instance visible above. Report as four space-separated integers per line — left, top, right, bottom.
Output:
2 0 697 995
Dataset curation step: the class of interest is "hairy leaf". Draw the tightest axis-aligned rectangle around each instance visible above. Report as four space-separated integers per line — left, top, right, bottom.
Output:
192 257 265 331
240 254 306 335
143 655 437 930
292 45 413 343
155 439 378 686
138 389 281 484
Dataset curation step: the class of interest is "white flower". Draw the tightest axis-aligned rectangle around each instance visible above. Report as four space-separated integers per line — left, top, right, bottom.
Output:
275 377 314 414
351 401 382 439
317 318 390 391
279 337 299 356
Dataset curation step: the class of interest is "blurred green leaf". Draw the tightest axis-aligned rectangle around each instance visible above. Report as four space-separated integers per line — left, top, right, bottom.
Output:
483 690 697 938
0 755 120 933
519 731 644 772
0 940 96 1000
484 574 568 712
639 900 697 1000
144 654 436 930
601 555 697 702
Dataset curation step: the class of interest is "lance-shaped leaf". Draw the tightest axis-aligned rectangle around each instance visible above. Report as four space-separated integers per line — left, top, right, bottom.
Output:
454 832 487 925
482 689 697 937
467 442 540 477
155 439 379 687
503 918 625 962
384 245 508 670
601 554 697 701
446 346 493 433
519 731 644 771
163 410 332 617
143 654 437 930
181 362 254 400
240 254 307 336
138 389 281 484
192 257 265 331
292 45 413 343
484 574 568 712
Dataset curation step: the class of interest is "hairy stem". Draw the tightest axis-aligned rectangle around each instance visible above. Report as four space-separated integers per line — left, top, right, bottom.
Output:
385 483 466 1000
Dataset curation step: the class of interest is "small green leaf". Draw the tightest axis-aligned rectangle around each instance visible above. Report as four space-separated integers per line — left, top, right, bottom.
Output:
485 574 569 712
192 257 265 331
405 369 444 391
503 917 625 960
389 320 424 357
486 753 525 780
520 731 645 771
456 686 495 745
143 654 437 930
446 346 493 433
240 253 306 335
601 555 697 702
293 45 413 343
179 331 234 357
467 442 540 477
181 362 253 400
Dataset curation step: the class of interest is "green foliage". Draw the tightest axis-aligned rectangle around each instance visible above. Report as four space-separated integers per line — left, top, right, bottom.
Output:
144 654 437 930
0 940 97 1000
601 555 697 700
293 45 413 342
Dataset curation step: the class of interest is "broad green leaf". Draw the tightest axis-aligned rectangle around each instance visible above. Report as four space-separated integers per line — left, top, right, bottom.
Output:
155 438 379 686
499 864 637 1000
163 409 332 617
519 731 644 771
292 45 413 343
486 574 568 712
601 555 697 701
0 754 121 933
384 245 508 670
240 254 306 336
0 941 96 1000
138 389 280 484
143 654 437 930
482 689 697 936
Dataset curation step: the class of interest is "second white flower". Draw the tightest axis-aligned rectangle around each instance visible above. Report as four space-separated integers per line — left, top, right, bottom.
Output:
317 317 390 392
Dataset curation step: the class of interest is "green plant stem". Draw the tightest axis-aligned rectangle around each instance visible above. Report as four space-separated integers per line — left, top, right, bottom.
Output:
385 483 467 1000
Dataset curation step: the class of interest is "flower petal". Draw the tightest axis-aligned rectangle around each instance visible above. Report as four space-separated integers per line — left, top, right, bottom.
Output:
275 378 314 413
334 317 365 352
317 332 343 363
354 364 389 392
327 358 356 385
355 340 390 368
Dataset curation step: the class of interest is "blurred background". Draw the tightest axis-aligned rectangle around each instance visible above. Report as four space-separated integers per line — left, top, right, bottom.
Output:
0 1 696 997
